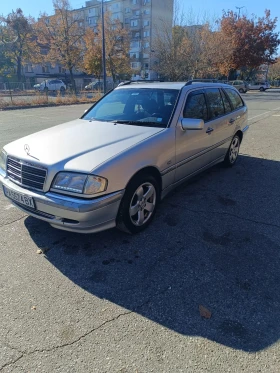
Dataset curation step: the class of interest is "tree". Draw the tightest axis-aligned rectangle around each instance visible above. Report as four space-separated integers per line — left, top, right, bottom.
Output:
153 25 193 81
220 10 280 77
268 58 280 81
82 13 131 83
0 9 38 81
83 28 102 81
36 0 85 92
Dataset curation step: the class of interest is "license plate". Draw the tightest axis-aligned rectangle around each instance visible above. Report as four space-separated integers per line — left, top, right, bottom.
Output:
3 186 35 209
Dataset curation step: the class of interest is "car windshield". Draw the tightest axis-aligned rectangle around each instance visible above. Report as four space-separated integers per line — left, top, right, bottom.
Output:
82 88 180 127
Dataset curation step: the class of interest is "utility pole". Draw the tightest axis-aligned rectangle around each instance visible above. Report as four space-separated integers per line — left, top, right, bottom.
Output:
236 6 245 19
101 0 106 93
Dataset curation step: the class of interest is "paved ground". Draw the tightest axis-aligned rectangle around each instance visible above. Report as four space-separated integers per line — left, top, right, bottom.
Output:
0 91 280 372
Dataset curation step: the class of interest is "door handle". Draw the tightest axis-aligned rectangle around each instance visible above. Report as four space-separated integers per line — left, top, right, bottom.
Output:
229 118 235 124
206 127 214 134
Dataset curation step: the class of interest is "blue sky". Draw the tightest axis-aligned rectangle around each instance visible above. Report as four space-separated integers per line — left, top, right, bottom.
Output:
1 0 279 32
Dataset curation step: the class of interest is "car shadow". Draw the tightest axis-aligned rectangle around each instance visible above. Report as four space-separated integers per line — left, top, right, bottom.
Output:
25 155 280 353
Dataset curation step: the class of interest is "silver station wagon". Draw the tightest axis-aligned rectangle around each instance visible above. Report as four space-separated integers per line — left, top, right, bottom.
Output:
0 81 249 234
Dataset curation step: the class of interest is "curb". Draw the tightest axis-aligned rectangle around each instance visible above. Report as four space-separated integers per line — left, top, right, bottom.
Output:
0 101 96 111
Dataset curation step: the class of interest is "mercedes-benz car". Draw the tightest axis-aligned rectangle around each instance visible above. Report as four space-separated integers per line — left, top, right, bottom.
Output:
0 81 249 234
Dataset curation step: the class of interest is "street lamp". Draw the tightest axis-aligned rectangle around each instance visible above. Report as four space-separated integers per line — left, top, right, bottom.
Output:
236 6 245 19
101 0 107 93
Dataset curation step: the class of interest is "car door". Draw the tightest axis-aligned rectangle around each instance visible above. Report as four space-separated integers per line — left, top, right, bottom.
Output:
175 89 214 182
223 87 247 134
204 87 237 161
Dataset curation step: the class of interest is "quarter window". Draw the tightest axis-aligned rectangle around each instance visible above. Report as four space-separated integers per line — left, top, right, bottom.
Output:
205 88 225 119
183 92 208 121
224 89 244 110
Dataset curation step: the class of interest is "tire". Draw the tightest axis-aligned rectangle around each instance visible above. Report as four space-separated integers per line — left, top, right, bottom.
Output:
239 88 244 93
60 86 65 92
117 174 159 234
224 134 241 167
259 87 264 92
44 87 48 92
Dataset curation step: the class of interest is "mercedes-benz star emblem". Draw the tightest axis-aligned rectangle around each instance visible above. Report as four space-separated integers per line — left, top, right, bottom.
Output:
24 144 30 155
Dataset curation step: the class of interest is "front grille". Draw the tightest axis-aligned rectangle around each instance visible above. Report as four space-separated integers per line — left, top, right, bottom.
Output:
7 157 47 191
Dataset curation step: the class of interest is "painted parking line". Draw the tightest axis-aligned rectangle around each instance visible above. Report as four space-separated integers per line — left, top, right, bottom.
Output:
248 106 280 121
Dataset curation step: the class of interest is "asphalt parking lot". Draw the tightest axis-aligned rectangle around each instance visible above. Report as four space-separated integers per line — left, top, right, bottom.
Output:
1 91 280 372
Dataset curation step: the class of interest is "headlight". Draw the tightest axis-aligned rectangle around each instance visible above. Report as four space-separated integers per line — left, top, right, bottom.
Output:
52 172 107 195
0 149 7 171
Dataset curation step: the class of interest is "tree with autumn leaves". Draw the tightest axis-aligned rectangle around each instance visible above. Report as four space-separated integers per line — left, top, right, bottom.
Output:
0 9 39 81
153 9 280 81
83 13 131 83
36 0 85 92
219 10 280 79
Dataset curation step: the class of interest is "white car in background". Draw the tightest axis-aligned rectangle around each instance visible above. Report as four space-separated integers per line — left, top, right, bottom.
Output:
248 81 270 91
35 79 66 93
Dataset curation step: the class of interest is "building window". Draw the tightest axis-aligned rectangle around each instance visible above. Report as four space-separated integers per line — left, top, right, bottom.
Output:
42 65 49 73
144 9 150 14
143 30 150 37
144 42 150 48
130 41 140 49
131 19 139 27
144 63 149 69
143 20 149 26
131 62 140 69
143 53 149 58
131 0 138 4
125 18 130 23
130 52 139 58
125 7 130 13
24 64 33 73
134 10 140 16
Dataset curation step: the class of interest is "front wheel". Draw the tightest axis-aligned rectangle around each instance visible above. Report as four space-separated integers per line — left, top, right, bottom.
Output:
117 174 159 234
224 135 241 167
259 87 265 92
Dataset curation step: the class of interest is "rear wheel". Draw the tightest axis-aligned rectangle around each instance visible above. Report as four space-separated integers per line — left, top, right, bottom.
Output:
239 88 244 93
60 86 65 92
117 174 159 234
259 87 265 92
224 135 241 167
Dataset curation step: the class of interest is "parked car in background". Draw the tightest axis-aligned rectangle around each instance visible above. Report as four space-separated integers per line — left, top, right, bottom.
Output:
0 81 248 235
228 80 248 93
34 79 66 93
84 81 113 91
248 81 270 91
33 83 41 91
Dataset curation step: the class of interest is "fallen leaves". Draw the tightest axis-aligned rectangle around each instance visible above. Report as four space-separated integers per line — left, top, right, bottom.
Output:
199 305 212 319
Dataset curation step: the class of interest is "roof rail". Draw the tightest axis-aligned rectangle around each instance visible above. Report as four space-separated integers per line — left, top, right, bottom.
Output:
117 80 164 87
185 79 219 86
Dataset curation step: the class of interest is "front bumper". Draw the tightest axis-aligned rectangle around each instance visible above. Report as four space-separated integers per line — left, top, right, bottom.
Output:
0 173 124 233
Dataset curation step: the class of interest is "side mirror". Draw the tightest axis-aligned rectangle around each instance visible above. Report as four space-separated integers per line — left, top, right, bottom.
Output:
181 118 204 131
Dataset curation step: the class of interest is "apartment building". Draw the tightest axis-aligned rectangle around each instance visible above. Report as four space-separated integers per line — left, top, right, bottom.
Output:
82 0 174 80
19 0 174 85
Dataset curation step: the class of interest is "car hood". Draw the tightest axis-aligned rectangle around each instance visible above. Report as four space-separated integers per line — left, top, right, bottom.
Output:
4 119 164 172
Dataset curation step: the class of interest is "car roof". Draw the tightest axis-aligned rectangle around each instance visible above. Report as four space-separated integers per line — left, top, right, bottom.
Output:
115 81 231 90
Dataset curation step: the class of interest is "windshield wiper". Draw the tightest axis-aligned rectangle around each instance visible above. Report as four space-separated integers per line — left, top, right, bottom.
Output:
112 120 165 127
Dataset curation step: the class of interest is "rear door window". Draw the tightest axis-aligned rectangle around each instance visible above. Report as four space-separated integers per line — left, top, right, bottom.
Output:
205 88 225 119
224 88 244 110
